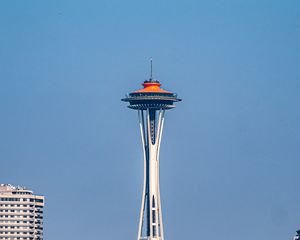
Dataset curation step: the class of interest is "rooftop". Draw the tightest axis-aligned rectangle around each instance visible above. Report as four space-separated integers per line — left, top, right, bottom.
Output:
0 184 33 195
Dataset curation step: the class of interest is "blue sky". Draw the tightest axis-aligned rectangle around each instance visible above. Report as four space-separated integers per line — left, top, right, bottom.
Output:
0 0 300 239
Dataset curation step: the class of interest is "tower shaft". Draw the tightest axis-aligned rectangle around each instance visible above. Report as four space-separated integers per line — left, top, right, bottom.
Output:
122 74 181 239
138 109 165 240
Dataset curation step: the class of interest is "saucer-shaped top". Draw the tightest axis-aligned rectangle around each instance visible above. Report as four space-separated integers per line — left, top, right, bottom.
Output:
122 79 181 110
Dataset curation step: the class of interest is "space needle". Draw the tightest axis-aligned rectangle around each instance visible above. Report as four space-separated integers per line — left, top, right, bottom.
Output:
122 61 181 240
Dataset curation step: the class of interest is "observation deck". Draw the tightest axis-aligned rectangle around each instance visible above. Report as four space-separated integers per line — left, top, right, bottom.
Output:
122 79 181 110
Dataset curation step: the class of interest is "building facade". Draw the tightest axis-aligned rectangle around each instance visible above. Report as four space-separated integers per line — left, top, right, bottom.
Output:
0 184 44 240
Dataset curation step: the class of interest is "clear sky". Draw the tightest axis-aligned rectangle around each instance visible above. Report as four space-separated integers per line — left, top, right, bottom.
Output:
0 0 300 239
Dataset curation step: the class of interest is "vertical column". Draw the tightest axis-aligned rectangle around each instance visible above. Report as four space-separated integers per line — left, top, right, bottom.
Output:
137 109 165 240
138 110 148 240
156 110 165 240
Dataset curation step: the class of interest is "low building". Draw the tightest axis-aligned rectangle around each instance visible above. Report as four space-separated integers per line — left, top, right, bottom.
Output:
0 184 44 240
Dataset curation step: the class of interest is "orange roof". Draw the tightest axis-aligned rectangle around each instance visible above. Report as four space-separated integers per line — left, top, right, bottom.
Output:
134 82 172 94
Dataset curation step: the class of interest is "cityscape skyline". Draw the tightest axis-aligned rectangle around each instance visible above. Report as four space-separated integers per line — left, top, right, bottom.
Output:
1 1 300 240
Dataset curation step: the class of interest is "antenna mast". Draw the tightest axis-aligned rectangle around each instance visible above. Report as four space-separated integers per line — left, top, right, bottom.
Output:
150 58 153 80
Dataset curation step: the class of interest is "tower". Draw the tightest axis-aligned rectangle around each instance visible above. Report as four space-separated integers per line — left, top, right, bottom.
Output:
122 65 181 240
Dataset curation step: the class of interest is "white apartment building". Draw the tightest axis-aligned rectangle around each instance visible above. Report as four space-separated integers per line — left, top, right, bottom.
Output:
0 184 44 240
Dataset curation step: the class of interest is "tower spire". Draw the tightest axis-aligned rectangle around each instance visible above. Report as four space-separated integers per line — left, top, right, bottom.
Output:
146 58 159 83
150 57 153 80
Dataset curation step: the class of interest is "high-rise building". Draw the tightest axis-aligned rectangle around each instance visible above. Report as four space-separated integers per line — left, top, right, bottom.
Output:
122 66 181 240
0 184 44 240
